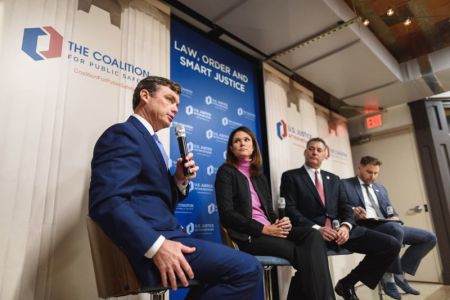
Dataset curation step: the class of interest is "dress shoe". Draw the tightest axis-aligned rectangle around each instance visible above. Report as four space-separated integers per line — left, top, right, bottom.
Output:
394 274 420 295
334 280 359 300
381 280 401 299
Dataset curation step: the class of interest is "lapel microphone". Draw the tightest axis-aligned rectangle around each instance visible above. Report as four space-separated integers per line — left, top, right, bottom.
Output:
175 124 192 178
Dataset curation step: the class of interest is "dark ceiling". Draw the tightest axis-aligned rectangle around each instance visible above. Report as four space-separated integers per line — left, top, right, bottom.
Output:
345 0 450 63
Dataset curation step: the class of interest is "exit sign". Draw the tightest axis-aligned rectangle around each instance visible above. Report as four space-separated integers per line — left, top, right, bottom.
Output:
365 114 383 129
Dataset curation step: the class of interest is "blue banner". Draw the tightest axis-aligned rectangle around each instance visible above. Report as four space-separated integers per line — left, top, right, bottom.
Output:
170 17 262 299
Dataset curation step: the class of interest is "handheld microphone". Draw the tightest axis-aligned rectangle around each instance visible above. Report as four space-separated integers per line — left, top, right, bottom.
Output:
278 197 286 219
175 124 192 178
332 219 341 250
332 219 340 231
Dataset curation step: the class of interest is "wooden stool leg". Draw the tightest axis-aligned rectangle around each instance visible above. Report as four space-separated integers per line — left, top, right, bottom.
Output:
378 283 384 300
151 290 166 300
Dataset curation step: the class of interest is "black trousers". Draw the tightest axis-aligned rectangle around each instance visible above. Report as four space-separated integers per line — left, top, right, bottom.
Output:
336 226 401 289
237 226 335 300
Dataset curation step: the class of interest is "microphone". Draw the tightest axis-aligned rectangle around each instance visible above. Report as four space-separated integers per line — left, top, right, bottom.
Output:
332 219 340 231
175 124 192 178
278 197 286 219
386 206 394 218
332 219 341 250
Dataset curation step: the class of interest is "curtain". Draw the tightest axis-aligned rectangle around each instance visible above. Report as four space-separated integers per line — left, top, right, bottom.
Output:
0 0 170 299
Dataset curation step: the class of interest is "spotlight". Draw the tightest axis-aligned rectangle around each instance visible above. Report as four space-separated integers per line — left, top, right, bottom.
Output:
387 8 394 16
363 19 370 26
404 17 412 26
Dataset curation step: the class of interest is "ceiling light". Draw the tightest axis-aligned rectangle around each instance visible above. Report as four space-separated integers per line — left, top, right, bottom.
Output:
387 8 394 16
363 19 370 26
404 17 412 26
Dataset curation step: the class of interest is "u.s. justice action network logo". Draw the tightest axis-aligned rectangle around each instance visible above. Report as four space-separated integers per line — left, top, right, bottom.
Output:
276 120 288 140
21 26 63 61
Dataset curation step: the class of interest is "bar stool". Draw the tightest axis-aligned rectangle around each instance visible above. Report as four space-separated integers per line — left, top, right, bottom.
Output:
86 217 199 299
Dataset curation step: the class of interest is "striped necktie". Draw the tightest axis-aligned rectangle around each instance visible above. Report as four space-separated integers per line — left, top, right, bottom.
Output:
364 184 384 218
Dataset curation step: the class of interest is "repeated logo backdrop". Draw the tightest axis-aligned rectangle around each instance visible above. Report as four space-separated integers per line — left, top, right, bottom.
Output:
170 17 261 243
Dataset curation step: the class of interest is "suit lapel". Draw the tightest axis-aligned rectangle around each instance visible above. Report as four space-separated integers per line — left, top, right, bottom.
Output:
129 116 167 173
299 167 324 208
322 171 331 207
128 116 177 210
353 177 365 208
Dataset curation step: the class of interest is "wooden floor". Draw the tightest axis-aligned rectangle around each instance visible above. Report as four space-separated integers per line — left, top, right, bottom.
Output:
352 282 450 300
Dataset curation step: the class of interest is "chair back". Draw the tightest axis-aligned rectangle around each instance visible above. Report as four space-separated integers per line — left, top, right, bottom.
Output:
86 217 141 298
220 225 239 249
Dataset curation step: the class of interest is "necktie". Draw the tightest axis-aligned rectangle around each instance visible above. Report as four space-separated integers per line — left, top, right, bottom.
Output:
315 170 325 205
363 184 384 218
153 134 169 169
315 170 331 228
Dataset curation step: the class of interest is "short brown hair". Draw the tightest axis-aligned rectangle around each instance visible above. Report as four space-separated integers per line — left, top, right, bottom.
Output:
360 156 382 166
225 126 262 176
132 76 181 110
306 137 328 149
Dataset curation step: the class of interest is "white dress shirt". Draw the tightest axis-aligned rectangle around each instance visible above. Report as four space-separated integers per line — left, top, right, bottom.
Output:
357 177 381 219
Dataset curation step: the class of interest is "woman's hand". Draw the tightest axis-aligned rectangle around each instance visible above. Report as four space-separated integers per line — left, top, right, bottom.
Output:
262 217 291 238
275 217 292 232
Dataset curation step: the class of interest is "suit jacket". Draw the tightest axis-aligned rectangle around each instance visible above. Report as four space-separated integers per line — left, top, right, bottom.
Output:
215 164 278 242
342 176 397 218
280 166 357 230
89 116 187 283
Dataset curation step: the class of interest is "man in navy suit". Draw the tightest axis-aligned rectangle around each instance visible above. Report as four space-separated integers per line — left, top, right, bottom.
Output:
89 76 262 299
280 137 401 300
342 156 437 299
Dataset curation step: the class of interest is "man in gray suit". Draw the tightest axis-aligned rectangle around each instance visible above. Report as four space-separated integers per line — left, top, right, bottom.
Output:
342 156 437 299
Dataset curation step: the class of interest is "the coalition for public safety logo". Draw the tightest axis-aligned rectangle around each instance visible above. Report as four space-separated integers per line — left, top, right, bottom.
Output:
276 120 288 140
21 26 63 61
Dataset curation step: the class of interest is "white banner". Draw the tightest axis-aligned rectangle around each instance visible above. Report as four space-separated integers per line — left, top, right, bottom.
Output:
263 67 358 299
0 1 169 299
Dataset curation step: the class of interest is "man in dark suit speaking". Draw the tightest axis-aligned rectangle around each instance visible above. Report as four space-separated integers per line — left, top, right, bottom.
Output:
89 76 262 299
280 137 401 300
342 156 436 299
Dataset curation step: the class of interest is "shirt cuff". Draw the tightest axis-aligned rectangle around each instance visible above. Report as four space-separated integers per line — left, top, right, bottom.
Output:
341 222 352 231
144 235 166 258
312 224 321 230
177 181 188 195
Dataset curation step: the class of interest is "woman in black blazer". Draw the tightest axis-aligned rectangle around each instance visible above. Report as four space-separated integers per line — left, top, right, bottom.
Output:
215 126 335 300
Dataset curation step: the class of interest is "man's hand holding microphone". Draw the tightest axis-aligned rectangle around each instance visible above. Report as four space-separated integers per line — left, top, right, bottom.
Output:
174 125 199 184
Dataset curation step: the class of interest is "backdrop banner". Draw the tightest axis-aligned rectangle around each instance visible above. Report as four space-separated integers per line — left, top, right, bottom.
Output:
0 1 170 299
170 16 262 299
263 70 355 300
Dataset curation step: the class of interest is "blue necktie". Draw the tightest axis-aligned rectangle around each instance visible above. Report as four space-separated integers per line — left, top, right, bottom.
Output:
153 134 169 169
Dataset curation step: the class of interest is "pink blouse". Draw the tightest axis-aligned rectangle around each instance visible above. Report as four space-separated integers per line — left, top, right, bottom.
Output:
237 160 270 225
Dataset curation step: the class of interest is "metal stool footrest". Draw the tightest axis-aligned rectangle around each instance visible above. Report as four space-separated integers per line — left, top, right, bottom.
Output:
256 256 291 300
